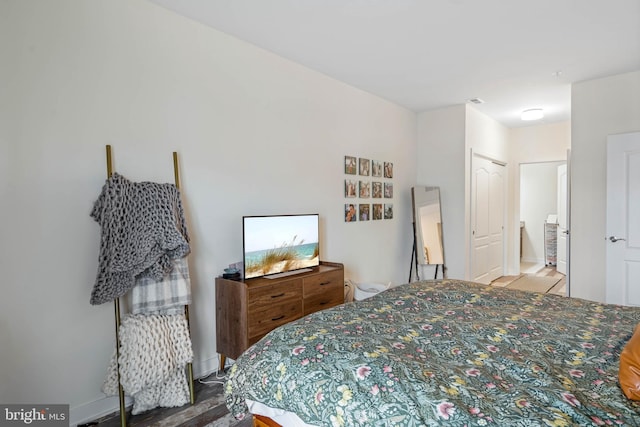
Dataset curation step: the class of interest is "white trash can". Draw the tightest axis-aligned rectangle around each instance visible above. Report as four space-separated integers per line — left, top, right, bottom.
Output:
354 282 389 301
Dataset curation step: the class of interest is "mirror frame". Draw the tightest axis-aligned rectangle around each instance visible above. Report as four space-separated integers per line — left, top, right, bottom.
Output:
411 186 446 271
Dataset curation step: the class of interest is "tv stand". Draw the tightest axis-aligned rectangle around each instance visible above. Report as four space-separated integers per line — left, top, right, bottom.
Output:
265 268 312 279
215 261 344 369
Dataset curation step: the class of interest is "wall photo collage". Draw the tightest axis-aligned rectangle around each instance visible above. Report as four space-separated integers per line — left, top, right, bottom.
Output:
344 155 393 222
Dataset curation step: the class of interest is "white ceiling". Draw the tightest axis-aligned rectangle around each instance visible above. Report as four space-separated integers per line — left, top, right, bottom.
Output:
148 0 640 128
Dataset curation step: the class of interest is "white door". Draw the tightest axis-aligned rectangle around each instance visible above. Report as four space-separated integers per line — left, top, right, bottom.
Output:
606 132 640 306
557 164 568 275
471 155 505 284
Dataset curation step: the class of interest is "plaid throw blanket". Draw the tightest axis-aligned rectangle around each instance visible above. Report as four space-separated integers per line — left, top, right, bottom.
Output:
130 257 191 315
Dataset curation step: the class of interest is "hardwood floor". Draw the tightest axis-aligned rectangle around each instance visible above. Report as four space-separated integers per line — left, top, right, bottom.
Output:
82 371 252 427
491 264 566 296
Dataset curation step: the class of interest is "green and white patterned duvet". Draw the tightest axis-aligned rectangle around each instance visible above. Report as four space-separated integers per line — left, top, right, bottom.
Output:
225 280 640 426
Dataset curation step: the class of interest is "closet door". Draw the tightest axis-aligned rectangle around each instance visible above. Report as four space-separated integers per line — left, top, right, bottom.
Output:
606 132 640 306
471 154 505 284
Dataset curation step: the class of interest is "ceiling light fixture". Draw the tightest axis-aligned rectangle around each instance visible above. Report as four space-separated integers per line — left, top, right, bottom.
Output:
521 108 544 121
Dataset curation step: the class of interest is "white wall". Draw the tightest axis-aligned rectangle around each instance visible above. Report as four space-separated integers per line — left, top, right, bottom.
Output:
416 105 466 280
465 106 510 163
510 122 571 163
416 105 509 281
508 122 571 272
0 1 417 424
571 70 640 302
464 106 509 278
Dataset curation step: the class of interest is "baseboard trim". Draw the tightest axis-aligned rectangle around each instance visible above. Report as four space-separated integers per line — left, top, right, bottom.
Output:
521 257 544 264
192 355 222 379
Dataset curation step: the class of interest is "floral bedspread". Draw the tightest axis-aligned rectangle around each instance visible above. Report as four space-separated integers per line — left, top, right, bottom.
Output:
225 280 640 426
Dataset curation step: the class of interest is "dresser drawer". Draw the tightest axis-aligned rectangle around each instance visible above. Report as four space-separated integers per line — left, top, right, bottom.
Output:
303 286 343 315
303 271 343 297
248 280 302 310
248 280 303 338
248 299 303 338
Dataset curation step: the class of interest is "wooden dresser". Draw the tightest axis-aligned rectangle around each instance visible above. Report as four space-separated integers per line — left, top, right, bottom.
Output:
215 261 344 367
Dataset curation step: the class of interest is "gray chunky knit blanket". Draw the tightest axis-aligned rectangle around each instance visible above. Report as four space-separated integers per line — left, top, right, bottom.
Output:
90 173 190 305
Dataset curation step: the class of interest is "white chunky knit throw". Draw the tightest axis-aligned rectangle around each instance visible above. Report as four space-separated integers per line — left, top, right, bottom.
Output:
90 173 190 305
103 313 193 415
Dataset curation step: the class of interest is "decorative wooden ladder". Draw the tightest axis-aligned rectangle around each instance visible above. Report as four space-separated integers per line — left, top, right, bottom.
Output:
103 145 195 427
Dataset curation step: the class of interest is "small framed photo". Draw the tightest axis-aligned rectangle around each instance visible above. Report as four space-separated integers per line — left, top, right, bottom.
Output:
372 160 383 177
359 158 370 176
384 162 393 178
345 203 357 222
384 182 393 198
359 181 370 198
384 203 394 219
345 179 357 198
372 204 383 220
345 156 357 175
372 182 382 198
359 204 370 221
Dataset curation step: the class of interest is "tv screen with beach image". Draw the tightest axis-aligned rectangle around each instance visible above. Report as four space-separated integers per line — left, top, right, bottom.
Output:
243 214 320 279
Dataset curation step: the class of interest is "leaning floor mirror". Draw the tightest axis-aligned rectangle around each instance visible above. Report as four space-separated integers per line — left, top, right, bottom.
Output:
411 186 446 280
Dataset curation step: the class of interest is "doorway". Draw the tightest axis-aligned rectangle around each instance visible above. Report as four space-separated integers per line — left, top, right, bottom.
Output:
519 161 567 291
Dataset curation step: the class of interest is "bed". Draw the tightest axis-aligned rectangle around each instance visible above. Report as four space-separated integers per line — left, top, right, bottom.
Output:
224 279 640 426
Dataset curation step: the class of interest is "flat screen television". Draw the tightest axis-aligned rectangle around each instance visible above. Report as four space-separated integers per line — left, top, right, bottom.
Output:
243 214 320 279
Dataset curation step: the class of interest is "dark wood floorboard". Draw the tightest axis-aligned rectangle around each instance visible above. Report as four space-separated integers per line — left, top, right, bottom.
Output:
82 371 252 427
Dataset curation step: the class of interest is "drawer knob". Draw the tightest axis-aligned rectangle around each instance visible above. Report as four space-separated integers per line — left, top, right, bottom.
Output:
320 281 331 286
271 293 285 298
272 315 285 321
